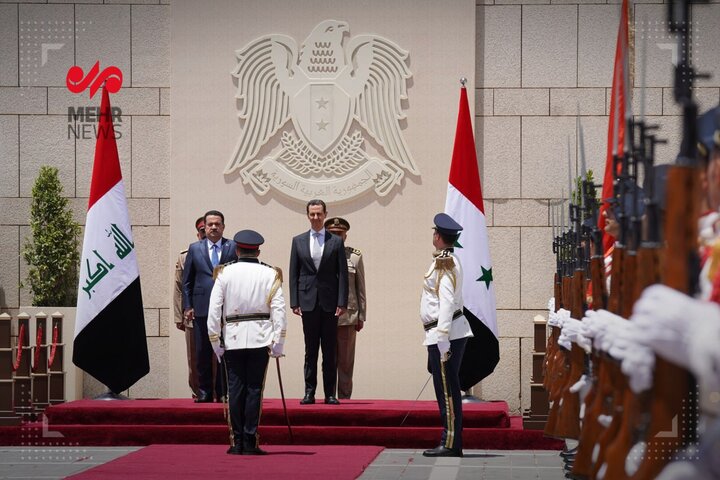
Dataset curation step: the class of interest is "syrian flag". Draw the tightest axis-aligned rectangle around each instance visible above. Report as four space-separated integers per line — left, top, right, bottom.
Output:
445 85 500 390
73 87 149 394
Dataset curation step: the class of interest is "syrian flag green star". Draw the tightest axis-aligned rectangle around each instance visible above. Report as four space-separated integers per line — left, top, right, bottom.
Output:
445 84 499 388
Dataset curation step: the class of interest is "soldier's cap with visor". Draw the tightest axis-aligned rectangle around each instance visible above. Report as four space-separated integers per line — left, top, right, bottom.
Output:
233 229 264 250
324 216 350 232
433 213 463 236
697 105 720 161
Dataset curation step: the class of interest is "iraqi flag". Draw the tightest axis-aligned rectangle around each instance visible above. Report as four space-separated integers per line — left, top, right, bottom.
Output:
445 84 500 390
73 87 149 394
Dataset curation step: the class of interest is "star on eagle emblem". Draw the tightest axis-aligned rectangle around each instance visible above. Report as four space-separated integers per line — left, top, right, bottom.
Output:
226 20 419 202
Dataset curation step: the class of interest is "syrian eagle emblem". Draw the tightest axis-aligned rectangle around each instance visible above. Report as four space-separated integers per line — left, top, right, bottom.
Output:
226 20 419 202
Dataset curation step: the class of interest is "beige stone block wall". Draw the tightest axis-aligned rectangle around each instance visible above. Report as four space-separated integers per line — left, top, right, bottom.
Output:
0 115 19 197
0 5 18 87
0 87 46 114
522 6 577 87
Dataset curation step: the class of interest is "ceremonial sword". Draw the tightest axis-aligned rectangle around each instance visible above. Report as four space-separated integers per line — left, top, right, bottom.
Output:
275 355 294 443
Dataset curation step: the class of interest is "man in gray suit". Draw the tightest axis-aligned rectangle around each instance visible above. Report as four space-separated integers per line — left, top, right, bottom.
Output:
182 210 238 403
289 199 348 405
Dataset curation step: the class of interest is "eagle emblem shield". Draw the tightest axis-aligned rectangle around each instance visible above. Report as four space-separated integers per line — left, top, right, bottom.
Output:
226 20 419 202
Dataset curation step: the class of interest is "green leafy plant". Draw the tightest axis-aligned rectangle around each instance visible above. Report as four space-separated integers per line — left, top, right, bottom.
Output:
22 166 81 306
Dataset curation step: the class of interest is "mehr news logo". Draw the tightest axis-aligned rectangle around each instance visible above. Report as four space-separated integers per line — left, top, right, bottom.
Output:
65 61 123 140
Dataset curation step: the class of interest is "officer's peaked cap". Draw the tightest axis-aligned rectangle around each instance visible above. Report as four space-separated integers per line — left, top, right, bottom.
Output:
233 229 264 249
324 217 350 231
433 213 463 236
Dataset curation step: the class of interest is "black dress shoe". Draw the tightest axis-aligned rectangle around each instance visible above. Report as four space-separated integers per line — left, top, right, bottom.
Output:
300 394 315 405
194 393 213 403
226 445 243 455
422 446 463 457
242 446 268 455
324 396 340 405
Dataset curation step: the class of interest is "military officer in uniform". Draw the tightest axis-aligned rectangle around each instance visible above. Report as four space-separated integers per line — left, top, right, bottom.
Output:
207 230 287 456
420 213 474 458
173 216 205 398
324 217 366 399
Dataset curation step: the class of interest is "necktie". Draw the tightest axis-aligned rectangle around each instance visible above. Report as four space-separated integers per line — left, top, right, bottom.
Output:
211 244 219 267
312 232 322 269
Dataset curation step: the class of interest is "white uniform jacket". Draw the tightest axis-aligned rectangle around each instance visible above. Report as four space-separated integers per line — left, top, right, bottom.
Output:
420 250 473 346
207 260 287 350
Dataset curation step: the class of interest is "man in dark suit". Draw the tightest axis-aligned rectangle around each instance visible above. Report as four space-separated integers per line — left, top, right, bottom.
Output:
182 210 238 403
289 199 349 405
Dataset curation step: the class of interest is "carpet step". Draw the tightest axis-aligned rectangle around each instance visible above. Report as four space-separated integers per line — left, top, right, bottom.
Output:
0 422 564 450
44 398 511 428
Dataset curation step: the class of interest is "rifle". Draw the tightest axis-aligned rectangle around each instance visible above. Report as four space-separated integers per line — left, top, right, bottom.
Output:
573 52 630 474
604 131 665 480
571 127 607 479
554 134 593 441
544 202 574 438
629 2 706 477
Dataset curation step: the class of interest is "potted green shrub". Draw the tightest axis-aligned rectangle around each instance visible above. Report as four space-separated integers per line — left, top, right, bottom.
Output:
22 166 81 306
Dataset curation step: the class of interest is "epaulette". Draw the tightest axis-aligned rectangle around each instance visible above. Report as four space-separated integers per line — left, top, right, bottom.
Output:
265 264 283 305
260 261 283 283
212 264 225 280
434 250 455 271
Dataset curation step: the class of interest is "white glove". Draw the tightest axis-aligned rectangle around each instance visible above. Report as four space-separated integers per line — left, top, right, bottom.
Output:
270 342 284 358
582 309 627 353
557 331 572 351
212 342 224 363
548 308 571 328
560 317 592 353
620 344 655 394
631 284 720 370
437 339 450 360
687 308 720 390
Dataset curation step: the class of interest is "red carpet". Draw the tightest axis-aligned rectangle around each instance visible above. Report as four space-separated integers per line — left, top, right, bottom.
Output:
67 444 383 480
0 398 563 450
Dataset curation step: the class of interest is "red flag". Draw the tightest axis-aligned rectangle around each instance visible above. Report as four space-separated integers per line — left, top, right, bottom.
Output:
599 0 630 254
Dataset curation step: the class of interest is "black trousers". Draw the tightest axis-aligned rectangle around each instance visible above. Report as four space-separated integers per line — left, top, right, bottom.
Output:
224 347 269 448
193 316 225 400
428 337 468 451
302 306 338 397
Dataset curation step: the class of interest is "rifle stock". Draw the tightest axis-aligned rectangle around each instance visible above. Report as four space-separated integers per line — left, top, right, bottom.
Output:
590 255 608 311
630 165 699 479
603 245 662 480
553 269 586 439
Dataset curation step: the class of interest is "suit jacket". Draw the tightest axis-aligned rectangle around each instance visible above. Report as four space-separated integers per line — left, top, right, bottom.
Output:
289 230 349 313
182 237 238 317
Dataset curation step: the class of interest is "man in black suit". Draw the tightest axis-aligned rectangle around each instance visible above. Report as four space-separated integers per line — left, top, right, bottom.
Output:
289 199 349 405
182 210 238 403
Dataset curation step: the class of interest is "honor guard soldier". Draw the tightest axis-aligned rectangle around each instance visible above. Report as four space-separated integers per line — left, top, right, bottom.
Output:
324 216 367 399
420 213 474 458
207 230 287 455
